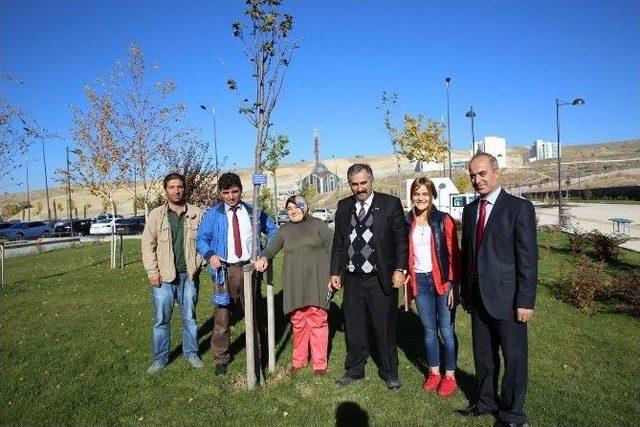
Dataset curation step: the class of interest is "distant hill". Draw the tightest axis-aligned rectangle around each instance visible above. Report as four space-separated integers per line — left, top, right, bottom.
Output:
1 139 638 220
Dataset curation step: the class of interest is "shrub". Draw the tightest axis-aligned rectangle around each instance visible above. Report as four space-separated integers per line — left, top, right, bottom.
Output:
568 226 590 254
600 270 640 316
557 255 608 312
588 230 629 261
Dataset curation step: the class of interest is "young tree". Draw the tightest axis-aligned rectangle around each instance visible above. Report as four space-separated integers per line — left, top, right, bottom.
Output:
262 133 290 215
228 0 296 388
398 114 447 173
101 43 198 216
0 74 35 185
380 91 403 194
228 0 295 259
70 84 127 268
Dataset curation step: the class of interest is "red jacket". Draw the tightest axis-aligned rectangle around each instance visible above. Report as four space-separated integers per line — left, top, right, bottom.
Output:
406 212 461 305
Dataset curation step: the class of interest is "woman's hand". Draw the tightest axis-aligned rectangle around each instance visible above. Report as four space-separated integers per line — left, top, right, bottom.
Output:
446 282 458 309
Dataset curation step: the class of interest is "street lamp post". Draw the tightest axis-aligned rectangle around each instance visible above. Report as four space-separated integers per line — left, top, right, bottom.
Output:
445 77 452 180
41 134 51 221
555 97 585 226
465 106 476 155
200 105 220 177
25 156 31 221
23 127 51 221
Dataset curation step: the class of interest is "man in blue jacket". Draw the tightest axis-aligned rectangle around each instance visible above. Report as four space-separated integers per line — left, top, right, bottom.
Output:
196 172 278 377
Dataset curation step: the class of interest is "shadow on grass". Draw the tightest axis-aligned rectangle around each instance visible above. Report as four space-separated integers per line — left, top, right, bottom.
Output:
336 401 369 427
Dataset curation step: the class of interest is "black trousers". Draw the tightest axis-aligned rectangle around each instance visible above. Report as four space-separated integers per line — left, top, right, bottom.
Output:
343 272 399 380
471 285 528 425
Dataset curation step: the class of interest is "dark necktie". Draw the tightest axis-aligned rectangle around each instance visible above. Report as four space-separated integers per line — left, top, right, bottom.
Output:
357 201 366 221
231 206 242 258
475 199 489 255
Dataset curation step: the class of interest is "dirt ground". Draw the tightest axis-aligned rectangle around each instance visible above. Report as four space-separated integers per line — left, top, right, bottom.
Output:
535 202 640 251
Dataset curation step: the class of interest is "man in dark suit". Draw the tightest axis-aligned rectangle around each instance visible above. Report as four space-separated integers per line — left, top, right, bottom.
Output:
329 163 408 390
460 153 538 427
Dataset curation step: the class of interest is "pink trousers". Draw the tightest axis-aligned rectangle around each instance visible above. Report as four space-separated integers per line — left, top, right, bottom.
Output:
290 305 329 370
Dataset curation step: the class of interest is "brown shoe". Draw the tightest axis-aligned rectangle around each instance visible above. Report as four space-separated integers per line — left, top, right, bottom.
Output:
313 369 327 376
289 366 303 376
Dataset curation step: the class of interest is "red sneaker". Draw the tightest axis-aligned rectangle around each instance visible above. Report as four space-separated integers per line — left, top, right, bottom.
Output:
437 375 458 397
422 373 441 392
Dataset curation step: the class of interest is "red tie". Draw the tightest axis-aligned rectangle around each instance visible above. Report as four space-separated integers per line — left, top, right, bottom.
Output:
232 206 242 258
475 199 489 255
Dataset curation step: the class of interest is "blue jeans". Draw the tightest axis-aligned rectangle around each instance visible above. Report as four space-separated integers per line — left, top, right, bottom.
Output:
151 272 199 364
414 272 457 371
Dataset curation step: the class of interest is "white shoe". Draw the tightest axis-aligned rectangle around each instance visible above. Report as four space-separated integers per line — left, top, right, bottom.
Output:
186 355 204 368
146 362 166 375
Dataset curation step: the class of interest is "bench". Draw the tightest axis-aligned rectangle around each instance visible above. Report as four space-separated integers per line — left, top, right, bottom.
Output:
608 217 633 235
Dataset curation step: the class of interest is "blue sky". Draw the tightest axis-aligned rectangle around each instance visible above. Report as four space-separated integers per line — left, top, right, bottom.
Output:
2 0 639 192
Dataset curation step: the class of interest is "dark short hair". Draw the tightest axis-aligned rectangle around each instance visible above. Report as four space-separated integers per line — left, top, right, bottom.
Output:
346 163 374 182
218 172 243 191
470 152 499 170
163 173 186 189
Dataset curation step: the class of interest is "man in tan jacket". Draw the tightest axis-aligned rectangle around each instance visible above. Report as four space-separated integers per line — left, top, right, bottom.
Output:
141 173 204 375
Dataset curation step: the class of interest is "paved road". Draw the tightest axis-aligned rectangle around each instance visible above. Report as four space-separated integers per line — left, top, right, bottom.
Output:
534 202 640 252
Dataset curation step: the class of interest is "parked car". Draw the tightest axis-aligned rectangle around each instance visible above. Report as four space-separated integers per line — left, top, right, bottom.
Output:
115 217 145 235
277 210 290 225
90 218 122 235
0 221 54 241
311 208 334 222
54 219 93 236
0 221 19 231
95 213 124 222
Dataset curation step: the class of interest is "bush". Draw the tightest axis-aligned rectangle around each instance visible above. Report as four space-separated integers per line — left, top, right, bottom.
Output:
568 226 590 254
600 270 640 316
588 230 629 261
557 255 608 312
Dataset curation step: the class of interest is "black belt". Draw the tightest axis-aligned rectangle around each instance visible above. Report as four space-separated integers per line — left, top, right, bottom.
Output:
346 270 378 280
225 260 250 268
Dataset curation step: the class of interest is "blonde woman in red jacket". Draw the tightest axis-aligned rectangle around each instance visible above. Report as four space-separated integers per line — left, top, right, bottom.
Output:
405 177 461 397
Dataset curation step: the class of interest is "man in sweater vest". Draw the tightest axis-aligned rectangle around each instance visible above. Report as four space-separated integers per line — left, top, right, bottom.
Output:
329 163 408 390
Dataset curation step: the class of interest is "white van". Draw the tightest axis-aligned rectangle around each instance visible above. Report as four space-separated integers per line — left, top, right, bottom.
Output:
449 193 478 221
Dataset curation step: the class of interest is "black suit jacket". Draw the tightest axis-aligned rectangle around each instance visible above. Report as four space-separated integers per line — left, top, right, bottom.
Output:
461 189 538 320
330 192 408 294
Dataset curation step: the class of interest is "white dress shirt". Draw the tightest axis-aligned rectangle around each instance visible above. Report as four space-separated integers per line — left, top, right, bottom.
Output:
356 192 375 216
476 187 502 226
225 203 252 263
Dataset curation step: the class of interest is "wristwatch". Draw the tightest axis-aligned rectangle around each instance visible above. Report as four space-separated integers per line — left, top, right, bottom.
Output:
395 269 407 275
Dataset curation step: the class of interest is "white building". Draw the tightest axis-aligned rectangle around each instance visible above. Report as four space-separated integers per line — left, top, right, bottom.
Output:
473 136 507 168
529 139 557 161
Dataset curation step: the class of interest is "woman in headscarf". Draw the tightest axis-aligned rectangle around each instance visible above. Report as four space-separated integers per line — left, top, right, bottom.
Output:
255 195 334 376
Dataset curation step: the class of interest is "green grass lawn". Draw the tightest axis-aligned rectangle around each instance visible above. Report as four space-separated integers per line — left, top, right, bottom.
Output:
1 237 639 426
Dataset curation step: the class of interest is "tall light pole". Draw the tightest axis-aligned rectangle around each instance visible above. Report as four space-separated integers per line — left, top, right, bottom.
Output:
465 106 477 155
445 77 452 179
66 147 81 235
556 97 585 225
25 155 31 221
200 105 219 177
24 127 51 221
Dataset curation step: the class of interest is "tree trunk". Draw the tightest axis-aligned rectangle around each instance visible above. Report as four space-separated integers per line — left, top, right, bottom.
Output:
110 201 117 269
272 171 278 216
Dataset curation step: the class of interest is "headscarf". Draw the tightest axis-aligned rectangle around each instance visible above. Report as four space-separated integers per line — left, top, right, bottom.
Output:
285 194 309 219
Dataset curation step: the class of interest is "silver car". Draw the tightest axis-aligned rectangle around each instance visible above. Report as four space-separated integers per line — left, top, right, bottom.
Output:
0 221 54 241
